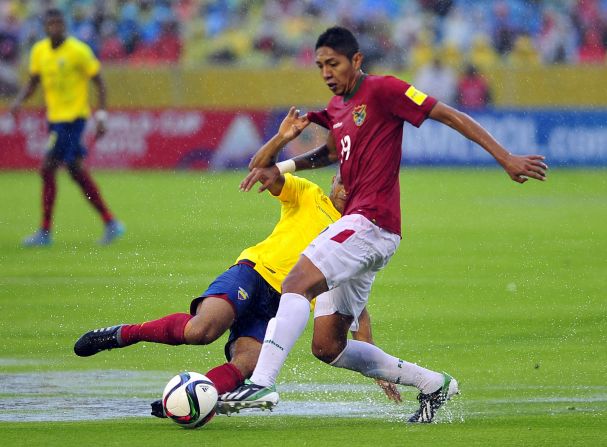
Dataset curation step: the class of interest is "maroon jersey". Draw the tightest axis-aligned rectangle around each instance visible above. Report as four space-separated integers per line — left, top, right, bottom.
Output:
307 74 437 236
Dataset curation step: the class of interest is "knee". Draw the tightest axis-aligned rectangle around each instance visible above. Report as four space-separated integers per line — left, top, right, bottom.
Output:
311 340 344 365
282 272 317 299
183 324 219 345
281 274 303 295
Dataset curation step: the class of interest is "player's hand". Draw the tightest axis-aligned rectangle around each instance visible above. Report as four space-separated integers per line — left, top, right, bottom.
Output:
94 120 107 141
375 379 402 403
501 154 548 183
277 106 310 141
240 165 280 193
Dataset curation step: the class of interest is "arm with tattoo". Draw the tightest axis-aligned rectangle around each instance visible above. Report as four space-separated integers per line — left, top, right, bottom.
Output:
293 144 337 171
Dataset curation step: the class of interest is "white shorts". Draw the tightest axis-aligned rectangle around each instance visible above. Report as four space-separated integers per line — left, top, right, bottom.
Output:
306 214 400 331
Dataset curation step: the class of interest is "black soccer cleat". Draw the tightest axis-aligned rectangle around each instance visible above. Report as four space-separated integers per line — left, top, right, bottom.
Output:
408 372 459 423
152 398 232 418
73 325 125 357
150 399 167 418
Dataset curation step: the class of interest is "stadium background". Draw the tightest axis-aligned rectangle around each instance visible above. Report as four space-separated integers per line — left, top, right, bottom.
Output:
1 2 606 444
1 0 607 168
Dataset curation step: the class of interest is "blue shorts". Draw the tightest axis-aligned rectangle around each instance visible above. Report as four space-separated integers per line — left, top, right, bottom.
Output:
47 118 87 164
190 261 280 361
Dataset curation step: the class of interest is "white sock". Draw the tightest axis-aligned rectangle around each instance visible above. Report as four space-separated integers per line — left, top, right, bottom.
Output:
250 293 310 387
330 339 444 394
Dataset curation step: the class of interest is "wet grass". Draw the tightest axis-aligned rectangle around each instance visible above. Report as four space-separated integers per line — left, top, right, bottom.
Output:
1 413 606 447
0 169 606 445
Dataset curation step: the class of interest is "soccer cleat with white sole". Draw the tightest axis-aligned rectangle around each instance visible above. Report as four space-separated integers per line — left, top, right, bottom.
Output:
408 372 459 423
216 380 279 414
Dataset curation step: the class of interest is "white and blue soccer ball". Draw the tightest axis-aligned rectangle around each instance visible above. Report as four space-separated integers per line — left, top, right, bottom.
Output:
162 372 218 429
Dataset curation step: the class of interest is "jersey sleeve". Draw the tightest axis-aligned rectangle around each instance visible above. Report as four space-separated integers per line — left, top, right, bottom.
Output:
275 173 308 205
380 76 437 128
306 109 331 129
80 41 101 77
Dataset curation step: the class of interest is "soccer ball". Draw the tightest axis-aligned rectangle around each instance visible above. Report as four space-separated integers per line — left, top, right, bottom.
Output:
162 372 218 429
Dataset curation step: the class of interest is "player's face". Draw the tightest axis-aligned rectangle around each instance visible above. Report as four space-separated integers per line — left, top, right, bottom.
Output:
329 174 347 214
315 47 362 96
45 15 66 40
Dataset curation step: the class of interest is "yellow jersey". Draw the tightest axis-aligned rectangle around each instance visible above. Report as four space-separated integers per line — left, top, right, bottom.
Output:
236 174 341 293
29 36 100 123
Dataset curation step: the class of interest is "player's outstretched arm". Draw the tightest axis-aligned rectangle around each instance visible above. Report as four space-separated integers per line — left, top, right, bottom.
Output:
242 107 311 195
240 134 339 193
91 73 108 140
292 132 339 170
248 106 311 170
429 102 548 183
9 74 40 117
352 307 402 403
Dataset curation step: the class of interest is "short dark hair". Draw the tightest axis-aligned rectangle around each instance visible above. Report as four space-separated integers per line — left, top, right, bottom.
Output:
44 8 64 20
315 26 360 59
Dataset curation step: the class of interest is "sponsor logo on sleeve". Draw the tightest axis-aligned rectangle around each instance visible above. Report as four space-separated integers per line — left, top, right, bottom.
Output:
352 104 367 126
405 85 428 106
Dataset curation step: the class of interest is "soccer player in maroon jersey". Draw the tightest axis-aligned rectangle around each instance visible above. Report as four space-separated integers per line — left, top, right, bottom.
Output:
73 108 401 417
224 26 548 423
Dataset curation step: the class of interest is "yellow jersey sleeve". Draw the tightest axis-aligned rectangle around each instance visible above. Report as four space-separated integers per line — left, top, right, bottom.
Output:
236 174 341 293
79 41 101 77
274 173 303 204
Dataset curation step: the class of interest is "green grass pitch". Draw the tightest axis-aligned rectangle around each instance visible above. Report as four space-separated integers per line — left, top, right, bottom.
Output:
0 168 605 446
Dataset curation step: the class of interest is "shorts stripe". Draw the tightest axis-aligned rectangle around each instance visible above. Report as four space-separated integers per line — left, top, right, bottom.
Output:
330 229 355 243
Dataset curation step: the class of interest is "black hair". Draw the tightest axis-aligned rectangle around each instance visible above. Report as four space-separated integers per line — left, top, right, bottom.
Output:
315 26 360 59
44 8 64 20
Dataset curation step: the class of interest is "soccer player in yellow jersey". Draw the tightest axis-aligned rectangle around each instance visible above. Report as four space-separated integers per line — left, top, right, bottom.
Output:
74 108 401 415
10 9 124 246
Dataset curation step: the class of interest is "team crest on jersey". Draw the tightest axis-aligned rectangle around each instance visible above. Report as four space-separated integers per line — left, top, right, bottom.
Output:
237 287 249 301
352 104 367 127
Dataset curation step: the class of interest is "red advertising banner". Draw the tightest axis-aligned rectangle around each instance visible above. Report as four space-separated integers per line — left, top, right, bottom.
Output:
0 109 273 170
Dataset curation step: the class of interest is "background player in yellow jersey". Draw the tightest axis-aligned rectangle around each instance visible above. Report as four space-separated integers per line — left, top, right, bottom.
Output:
10 8 124 246
73 108 401 415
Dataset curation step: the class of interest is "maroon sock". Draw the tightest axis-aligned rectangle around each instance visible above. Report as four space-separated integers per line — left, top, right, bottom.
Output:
205 363 245 394
69 167 113 223
41 166 57 231
120 313 192 346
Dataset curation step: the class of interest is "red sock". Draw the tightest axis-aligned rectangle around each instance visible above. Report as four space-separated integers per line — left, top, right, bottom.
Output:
41 165 57 231
69 167 113 223
120 313 192 346
205 363 245 394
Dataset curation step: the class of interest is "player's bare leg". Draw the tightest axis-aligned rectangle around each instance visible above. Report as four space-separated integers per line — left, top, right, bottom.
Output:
221 255 324 407
184 297 235 344
228 336 262 378
310 312 352 364
313 312 458 423
74 297 234 356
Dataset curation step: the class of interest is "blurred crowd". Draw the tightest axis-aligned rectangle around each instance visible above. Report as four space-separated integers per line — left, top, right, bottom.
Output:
1 0 607 103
